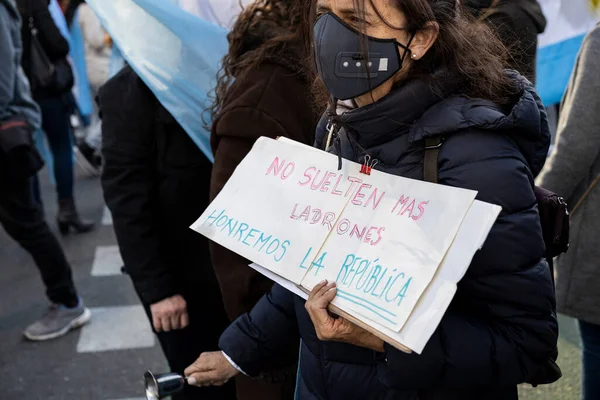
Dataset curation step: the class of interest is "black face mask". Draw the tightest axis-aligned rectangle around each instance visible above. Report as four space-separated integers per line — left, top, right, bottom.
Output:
313 12 414 101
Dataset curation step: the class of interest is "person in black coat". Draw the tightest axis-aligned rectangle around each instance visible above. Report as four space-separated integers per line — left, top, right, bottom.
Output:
184 0 559 399
99 66 234 400
16 0 94 234
465 0 547 83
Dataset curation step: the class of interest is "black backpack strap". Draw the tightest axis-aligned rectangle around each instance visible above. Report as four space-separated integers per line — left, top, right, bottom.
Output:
424 137 444 183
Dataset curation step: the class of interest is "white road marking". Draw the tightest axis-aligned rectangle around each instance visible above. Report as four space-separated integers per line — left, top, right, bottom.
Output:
77 305 155 353
91 245 124 276
102 206 113 226
107 398 145 400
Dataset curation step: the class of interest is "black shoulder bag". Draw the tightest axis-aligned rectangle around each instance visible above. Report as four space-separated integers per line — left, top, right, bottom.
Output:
423 136 569 259
423 136 564 386
27 0 74 94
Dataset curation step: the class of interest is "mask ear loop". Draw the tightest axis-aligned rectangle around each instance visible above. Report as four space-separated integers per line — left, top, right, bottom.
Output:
399 33 416 64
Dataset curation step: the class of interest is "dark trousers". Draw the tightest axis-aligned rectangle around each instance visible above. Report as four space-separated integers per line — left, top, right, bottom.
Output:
36 95 74 200
579 320 600 400
143 297 236 400
0 176 78 306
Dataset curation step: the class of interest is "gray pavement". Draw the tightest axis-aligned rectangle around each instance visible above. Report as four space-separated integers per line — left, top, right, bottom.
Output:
0 165 584 399
0 167 165 400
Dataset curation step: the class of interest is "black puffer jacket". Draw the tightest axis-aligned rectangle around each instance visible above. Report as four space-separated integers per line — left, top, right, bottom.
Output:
220 73 558 400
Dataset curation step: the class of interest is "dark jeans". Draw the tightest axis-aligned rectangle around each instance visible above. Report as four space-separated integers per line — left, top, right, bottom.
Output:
36 95 74 200
580 320 600 400
143 299 235 400
0 176 78 306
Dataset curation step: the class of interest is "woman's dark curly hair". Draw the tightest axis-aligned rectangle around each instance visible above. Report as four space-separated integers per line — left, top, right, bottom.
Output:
207 0 313 124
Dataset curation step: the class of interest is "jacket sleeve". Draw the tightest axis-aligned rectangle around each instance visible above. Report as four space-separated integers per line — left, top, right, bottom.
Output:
537 29 600 201
383 132 557 389
219 284 300 377
210 107 289 320
99 71 179 305
0 6 16 119
31 0 69 60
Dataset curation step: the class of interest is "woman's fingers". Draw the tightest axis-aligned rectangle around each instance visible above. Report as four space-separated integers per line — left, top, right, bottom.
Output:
170 313 181 330
310 287 337 320
308 281 336 303
187 370 230 387
313 282 337 308
187 372 212 386
306 281 337 317
180 311 190 330
308 280 329 300
184 359 211 377
152 314 163 332
185 351 238 387
306 282 339 341
162 316 172 332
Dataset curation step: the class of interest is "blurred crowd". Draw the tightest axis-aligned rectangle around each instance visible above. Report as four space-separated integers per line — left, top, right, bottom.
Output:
1 0 600 400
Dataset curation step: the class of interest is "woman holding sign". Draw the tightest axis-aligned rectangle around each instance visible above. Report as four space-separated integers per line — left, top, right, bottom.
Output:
187 0 559 398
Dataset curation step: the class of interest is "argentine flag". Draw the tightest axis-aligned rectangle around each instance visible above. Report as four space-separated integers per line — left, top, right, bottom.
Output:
537 0 599 106
85 0 231 162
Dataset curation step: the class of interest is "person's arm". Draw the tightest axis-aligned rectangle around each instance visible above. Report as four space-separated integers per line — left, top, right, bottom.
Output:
30 0 69 59
0 6 17 120
78 4 107 51
210 107 289 320
537 29 600 200
185 285 299 386
218 284 300 377
99 70 180 306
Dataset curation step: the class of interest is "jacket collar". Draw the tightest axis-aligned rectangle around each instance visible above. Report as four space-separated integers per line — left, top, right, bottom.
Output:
328 70 549 177
334 71 455 149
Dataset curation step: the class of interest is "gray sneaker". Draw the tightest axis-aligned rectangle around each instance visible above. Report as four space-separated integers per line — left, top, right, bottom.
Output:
24 302 91 341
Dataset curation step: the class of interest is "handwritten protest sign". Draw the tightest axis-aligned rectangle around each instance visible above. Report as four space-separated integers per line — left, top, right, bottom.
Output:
249 199 501 354
266 139 501 352
192 137 481 332
297 161 477 330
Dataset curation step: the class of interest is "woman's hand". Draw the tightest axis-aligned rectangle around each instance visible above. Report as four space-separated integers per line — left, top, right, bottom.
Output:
184 352 239 387
305 280 385 352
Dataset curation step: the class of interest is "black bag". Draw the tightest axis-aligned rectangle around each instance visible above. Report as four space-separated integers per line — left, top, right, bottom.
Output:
0 115 45 181
423 136 564 386
27 6 74 94
534 186 570 258
423 136 570 259
28 18 55 91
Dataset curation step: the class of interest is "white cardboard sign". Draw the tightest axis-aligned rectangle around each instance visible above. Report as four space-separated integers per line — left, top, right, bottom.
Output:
191 137 481 332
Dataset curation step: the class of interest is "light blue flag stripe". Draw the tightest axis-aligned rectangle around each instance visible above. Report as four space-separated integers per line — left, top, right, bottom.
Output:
535 34 586 106
86 0 230 162
69 8 94 125
49 0 70 44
